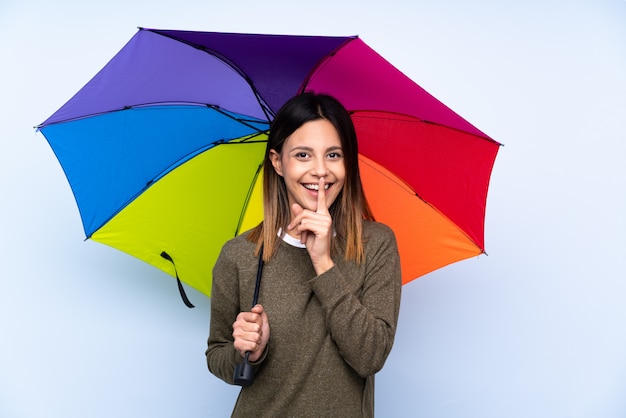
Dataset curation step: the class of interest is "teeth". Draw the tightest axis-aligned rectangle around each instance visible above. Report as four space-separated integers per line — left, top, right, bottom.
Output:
303 183 330 191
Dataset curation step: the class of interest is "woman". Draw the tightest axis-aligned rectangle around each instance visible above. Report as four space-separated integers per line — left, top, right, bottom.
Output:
206 93 402 417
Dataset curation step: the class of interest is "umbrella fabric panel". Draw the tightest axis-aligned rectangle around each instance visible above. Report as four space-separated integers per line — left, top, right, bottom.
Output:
354 111 500 250
305 38 492 140
359 155 482 284
41 105 269 237
92 137 267 297
148 29 355 115
41 29 268 125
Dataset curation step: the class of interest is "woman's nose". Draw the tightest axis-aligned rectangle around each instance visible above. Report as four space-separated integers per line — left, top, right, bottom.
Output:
311 158 329 177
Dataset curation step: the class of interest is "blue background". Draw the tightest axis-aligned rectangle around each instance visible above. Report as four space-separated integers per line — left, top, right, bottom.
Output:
1 0 625 416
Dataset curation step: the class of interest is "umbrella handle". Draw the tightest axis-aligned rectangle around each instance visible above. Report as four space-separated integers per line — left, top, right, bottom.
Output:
233 246 264 387
233 352 255 386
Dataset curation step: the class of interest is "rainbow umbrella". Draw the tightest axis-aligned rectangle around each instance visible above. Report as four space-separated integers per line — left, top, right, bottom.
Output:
37 28 500 305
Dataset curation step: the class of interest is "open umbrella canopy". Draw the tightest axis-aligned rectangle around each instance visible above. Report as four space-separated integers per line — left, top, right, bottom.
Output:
37 27 500 300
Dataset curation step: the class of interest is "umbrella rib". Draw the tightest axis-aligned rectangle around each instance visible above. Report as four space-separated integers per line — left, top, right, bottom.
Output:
234 162 263 237
37 102 273 129
351 110 501 145
359 156 418 197
298 36 358 94
144 28 276 122
207 104 270 135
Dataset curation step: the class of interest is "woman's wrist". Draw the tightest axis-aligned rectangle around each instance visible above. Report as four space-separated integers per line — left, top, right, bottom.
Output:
313 258 335 276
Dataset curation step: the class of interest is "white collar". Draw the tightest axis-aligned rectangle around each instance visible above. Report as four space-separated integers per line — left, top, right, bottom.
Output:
278 228 306 248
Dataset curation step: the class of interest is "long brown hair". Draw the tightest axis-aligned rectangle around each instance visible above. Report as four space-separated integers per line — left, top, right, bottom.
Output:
248 93 374 263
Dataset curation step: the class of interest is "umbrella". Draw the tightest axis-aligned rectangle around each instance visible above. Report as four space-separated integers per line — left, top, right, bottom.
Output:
37 27 500 305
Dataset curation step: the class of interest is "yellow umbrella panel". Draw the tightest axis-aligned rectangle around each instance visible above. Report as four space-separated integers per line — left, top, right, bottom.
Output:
91 136 266 299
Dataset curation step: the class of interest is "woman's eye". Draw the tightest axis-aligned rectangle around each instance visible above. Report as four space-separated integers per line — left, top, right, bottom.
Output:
328 152 342 159
295 152 309 158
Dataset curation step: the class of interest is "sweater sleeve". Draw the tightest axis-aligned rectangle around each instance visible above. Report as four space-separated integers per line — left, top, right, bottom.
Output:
205 243 244 384
308 223 402 377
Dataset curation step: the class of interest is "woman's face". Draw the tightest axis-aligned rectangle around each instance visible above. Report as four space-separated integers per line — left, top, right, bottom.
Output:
270 119 346 218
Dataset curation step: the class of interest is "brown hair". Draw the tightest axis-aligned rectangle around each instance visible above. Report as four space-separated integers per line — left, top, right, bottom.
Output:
248 92 374 263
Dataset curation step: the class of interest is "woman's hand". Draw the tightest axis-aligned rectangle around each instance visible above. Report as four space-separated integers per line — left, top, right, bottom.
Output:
232 304 270 362
287 177 335 275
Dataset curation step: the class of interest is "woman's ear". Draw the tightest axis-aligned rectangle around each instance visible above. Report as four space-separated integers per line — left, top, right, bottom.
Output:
269 149 283 176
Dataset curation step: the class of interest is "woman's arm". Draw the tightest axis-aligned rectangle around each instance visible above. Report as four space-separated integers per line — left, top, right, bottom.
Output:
309 223 402 377
206 247 241 384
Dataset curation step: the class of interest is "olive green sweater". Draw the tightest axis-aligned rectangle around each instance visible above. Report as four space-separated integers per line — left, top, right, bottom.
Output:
206 220 402 417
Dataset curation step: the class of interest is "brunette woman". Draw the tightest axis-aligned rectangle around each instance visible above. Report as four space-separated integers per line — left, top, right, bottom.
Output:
206 93 401 417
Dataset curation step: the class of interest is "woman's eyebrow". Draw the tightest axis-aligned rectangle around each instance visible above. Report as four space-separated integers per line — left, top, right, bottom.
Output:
288 145 343 153
289 145 314 152
326 146 343 152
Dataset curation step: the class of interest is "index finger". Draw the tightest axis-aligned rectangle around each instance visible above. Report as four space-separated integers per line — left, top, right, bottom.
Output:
317 177 327 214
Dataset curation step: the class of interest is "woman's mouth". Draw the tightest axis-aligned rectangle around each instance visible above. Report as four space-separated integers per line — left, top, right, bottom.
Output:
302 183 331 191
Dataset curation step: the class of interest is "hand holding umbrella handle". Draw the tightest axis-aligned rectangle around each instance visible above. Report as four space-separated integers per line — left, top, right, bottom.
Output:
233 246 264 387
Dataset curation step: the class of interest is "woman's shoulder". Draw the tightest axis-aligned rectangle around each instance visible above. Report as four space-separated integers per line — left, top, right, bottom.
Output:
361 220 398 253
219 230 257 259
362 219 396 239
